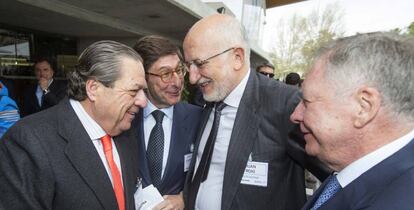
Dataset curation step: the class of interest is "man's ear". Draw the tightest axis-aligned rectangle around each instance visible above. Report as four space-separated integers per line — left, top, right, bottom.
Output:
233 47 245 70
85 79 99 102
354 86 381 128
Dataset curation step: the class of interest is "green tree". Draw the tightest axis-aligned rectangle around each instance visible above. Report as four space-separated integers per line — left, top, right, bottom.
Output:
269 2 344 79
391 21 414 36
408 22 414 36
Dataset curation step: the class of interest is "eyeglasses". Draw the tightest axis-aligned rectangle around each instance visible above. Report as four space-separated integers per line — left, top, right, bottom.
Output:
184 47 235 70
146 63 187 83
259 72 275 78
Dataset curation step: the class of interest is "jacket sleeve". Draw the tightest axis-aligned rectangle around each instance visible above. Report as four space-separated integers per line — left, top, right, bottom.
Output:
0 125 55 209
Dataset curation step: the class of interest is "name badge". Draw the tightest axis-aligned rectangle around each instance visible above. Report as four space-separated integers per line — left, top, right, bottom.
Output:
184 153 192 172
241 161 268 187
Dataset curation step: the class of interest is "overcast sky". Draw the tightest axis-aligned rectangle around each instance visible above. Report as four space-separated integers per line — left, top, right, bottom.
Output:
263 0 414 51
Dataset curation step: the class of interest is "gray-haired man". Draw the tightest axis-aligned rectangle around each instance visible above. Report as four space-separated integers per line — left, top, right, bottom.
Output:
0 40 147 210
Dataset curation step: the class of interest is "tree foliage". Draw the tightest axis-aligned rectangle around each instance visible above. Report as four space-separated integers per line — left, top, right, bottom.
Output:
408 22 414 36
269 2 344 79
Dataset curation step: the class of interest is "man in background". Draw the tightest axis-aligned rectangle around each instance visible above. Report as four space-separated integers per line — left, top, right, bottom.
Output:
22 57 67 117
183 14 328 210
131 35 202 210
0 40 147 209
255 62 275 78
285 72 301 86
291 32 414 209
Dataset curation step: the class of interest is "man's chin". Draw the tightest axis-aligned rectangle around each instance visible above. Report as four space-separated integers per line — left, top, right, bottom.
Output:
305 144 319 156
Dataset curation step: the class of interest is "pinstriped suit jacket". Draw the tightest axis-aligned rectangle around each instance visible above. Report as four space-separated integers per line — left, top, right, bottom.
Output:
184 70 329 210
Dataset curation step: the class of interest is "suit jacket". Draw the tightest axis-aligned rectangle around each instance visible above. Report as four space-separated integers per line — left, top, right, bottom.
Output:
184 71 330 210
22 79 67 117
302 138 414 210
123 102 202 195
0 99 139 210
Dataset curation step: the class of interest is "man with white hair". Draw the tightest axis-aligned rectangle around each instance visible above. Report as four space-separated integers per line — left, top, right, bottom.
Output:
291 32 414 209
183 14 329 210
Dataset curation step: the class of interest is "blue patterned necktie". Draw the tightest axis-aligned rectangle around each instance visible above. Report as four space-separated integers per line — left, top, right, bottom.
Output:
311 175 341 210
147 110 165 189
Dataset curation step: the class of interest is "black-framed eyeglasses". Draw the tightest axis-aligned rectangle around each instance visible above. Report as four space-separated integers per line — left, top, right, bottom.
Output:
259 72 275 78
184 47 235 70
146 63 187 83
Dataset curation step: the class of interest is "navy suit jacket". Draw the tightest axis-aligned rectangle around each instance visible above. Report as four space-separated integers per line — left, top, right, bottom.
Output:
22 79 67 117
302 138 414 210
131 102 202 195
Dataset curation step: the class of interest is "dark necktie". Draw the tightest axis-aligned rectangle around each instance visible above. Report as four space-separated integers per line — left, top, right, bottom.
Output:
311 175 341 210
187 101 227 209
147 110 165 189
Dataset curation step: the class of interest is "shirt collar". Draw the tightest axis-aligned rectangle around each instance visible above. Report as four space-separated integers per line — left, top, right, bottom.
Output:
337 128 414 187
223 69 250 108
69 99 106 140
143 99 174 120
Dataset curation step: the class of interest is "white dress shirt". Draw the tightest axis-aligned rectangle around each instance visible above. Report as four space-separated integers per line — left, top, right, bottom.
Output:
195 70 250 210
35 79 53 106
143 100 174 177
337 128 414 187
70 99 123 186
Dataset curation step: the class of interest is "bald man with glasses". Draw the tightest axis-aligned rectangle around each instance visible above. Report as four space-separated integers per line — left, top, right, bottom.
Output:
129 35 202 210
182 14 329 210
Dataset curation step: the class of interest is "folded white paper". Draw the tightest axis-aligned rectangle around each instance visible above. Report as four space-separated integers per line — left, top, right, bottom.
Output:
134 184 164 210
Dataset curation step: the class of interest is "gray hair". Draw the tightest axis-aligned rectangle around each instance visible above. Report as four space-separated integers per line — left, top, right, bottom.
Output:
68 40 142 101
318 32 414 121
215 16 251 67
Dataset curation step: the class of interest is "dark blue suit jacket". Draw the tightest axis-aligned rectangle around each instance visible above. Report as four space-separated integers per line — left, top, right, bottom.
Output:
133 102 202 195
302 137 414 210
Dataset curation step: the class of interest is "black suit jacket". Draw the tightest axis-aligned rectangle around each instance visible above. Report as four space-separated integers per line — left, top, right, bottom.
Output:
123 102 202 195
184 71 329 210
22 79 67 117
0 99 139 210
302 137 414 210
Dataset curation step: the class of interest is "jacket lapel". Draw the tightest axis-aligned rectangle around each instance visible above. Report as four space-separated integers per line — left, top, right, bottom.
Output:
134 112 152 186
162 104 187 190
114 124 139 210
184 104 212 189
221 71 261 210
58 100 118 210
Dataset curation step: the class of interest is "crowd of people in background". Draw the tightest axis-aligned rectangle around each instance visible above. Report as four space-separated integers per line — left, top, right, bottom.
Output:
1 13 414 210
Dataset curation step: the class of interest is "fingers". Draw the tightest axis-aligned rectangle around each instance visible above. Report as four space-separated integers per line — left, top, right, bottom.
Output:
152 195 184 210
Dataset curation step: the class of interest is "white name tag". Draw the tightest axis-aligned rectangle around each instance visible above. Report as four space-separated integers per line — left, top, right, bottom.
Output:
241 161 268 187
184 153 192 172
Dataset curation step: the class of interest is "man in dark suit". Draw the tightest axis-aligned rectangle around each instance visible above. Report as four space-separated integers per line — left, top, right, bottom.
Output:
0 40 148 210
182 14 329 210
130 35 202 210
22 57 67 117
291 32 414 210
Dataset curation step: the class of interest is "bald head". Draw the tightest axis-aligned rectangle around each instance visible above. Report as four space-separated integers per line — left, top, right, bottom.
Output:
184 14 250 66
182 14 251 102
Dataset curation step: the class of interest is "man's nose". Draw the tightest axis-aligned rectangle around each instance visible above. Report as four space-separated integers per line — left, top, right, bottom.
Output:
290 101 304 124
134 90 147 108
188 66 201 85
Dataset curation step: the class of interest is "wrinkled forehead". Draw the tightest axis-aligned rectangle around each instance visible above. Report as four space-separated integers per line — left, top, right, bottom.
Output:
184 27 224 59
